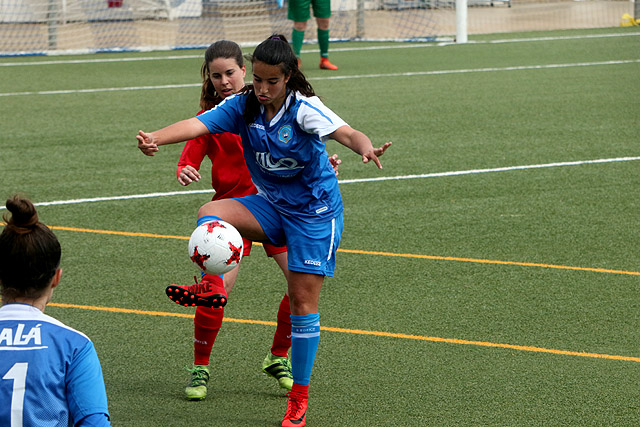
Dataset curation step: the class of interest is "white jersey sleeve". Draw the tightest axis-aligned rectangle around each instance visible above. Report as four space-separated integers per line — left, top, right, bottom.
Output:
295 94 348 141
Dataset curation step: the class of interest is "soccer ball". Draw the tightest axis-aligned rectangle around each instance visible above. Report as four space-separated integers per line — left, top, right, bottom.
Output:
188 220 243 275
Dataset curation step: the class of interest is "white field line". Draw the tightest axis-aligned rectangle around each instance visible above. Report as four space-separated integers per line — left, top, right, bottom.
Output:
1 156 637 210
0 83 201 97
337 156 640 184
1 58 638 97
310 59 640 81
1 32 638 67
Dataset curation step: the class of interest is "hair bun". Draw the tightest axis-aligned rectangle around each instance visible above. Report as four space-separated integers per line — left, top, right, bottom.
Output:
4 196 38 229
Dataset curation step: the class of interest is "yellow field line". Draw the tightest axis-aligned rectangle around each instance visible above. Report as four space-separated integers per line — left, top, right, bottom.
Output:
45 224 640 276
338 248 640 276
7 223 639 362
48 302 640 363
50 225 187 240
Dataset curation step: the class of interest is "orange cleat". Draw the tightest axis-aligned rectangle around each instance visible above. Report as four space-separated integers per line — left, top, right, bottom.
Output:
319 57 338 70
282 391 307 427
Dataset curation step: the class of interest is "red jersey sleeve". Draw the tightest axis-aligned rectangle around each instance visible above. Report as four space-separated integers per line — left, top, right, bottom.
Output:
177 111 256 200
205 132 257 200
177 110 209 179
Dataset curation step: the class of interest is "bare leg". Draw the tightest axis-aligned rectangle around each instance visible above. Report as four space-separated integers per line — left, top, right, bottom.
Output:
272 251 290 287
287 271 323 316
198 199 268 242
315 17 329 30
293 20 307 31
221 263 240 293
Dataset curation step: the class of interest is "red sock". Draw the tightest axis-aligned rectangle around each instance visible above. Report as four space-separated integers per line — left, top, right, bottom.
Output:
193 305 224 365
291 383 309 398
270 294 292 357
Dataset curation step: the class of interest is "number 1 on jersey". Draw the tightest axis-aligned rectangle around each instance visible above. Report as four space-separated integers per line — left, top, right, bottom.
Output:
3 362 28 427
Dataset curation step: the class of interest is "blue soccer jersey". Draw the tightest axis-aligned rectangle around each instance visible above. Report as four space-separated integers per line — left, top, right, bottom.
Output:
0 303 111 427
197 90 347 222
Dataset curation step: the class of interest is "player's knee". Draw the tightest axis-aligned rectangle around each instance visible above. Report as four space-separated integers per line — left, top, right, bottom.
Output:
197 201 219 219
316 18 330 30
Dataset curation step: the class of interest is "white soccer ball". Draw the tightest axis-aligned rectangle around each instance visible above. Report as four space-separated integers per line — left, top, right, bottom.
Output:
188 220 243 275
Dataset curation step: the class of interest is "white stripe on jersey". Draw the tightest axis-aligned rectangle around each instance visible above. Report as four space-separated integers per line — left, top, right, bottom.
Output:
293 92 347 138
0 346 49 350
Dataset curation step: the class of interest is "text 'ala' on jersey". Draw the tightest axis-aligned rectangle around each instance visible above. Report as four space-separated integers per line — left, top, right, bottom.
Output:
0 303 110 426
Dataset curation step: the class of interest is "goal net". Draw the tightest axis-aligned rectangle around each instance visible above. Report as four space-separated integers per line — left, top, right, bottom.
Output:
0 0 633 56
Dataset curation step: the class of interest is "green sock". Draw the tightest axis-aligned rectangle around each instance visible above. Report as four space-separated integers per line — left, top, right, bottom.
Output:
292 29 305 57
318 28 330 59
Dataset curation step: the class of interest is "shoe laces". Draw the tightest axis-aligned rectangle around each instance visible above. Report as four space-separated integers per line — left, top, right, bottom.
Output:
186 366 209 387
271 355 292 371
281 357 292 372
285 392 306 417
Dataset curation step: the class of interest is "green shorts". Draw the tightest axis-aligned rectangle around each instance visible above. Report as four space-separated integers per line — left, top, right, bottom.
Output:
288 0 332 22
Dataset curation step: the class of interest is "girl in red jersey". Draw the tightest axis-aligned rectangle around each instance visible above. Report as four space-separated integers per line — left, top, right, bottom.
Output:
171 40 295 401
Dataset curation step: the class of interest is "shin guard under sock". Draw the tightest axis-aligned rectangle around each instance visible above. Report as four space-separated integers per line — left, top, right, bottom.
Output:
290 313 320 386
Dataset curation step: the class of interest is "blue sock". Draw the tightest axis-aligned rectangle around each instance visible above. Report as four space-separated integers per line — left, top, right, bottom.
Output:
290 313 320 386
197 215 221 227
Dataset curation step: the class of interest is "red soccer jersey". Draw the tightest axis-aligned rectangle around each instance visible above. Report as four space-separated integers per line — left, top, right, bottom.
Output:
177 110 257 201
177 110 287 258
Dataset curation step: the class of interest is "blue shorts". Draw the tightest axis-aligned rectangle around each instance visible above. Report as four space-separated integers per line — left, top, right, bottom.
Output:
235 194 342 277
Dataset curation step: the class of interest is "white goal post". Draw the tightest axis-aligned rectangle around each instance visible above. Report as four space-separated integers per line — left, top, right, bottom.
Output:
456 0 467 43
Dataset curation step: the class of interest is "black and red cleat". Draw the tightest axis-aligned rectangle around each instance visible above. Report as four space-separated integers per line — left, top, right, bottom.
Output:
166 278 228 309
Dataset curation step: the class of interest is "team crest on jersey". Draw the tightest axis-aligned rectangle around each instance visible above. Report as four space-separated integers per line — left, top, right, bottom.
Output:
278 125 293 144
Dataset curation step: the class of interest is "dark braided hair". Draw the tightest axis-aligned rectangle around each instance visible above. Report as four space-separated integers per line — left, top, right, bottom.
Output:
200 40 245 111
0 195 61 302
242 34 316 125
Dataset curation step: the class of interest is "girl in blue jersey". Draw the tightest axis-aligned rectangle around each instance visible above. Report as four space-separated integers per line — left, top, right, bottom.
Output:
0 196 111 427
137 34 391 427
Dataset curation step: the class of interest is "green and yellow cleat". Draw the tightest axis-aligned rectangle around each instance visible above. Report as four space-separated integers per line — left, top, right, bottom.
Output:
185 365 209 401
262 352 293 391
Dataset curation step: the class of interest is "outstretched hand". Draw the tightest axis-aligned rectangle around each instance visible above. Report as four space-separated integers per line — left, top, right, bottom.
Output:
137 130 159 156
361 141 393 169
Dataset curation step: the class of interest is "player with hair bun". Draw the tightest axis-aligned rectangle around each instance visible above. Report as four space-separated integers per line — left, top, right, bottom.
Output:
0 195 111 427
137 34 391 426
